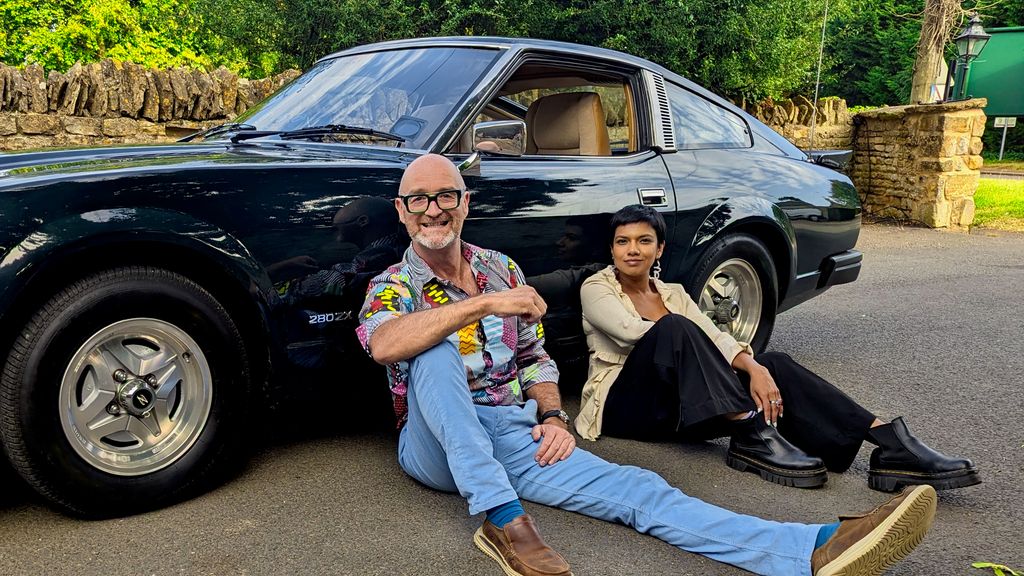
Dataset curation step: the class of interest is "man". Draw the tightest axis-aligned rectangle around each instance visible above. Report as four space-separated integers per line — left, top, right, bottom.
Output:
356 154 937 576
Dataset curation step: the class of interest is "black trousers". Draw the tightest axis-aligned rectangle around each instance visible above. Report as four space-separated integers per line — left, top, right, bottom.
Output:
602 314 876 472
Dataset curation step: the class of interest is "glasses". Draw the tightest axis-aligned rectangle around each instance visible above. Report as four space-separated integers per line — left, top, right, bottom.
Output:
399 189 463 214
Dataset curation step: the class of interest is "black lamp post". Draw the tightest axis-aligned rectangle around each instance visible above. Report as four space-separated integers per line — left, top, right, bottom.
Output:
951 13 991 101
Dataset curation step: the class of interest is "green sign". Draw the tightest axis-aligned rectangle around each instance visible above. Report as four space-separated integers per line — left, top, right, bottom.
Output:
965 27 1024 116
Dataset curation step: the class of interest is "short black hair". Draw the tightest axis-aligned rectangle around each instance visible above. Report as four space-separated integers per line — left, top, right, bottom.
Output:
609 204 666 244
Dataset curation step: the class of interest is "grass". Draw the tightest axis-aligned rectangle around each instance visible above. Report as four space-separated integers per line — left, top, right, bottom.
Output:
983 158 1024 172
973 178 1024 231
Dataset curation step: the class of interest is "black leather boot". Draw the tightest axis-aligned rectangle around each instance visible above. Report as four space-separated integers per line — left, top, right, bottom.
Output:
867 417 981 492
726 417 828 488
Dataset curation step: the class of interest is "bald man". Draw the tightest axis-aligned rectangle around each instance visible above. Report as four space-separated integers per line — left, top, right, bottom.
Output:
356 154 937 576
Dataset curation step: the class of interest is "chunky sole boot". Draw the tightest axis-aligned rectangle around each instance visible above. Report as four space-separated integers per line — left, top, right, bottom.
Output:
727 450 829 488
868 464 982 492
727 417 828 488
867 417 981 493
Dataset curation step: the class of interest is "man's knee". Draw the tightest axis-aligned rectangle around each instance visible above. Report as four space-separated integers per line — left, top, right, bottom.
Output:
409 339 463 378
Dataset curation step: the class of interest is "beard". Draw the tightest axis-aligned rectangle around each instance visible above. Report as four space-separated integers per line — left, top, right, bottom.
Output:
412 227 457 250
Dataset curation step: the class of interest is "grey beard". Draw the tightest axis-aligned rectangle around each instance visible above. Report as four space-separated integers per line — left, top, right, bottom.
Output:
412 229 457 250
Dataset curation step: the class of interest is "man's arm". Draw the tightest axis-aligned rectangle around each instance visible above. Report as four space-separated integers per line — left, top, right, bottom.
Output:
525 382 564 424
525 381 575 466
368 286 547 365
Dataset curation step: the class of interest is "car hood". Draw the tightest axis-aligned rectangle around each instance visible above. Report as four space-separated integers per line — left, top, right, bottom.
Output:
0 141 418 185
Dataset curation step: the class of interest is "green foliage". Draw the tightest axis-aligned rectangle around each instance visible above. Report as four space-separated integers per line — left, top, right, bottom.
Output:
821 0 922 107
1 0 836 98
973 562 1024 576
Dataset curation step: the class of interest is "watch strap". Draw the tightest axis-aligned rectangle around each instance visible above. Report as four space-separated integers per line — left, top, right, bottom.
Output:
539 409 570 425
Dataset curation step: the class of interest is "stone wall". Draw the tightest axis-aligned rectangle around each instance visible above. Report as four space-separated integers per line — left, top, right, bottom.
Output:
849 98 987 230
0 60 300 150
743 96 854 150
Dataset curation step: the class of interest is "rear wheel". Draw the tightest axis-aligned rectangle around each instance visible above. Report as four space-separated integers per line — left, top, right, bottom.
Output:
687 234 778 353
0 266 250 517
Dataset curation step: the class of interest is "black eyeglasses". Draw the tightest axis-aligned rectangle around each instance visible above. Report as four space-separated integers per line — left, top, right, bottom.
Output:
399 189 464 214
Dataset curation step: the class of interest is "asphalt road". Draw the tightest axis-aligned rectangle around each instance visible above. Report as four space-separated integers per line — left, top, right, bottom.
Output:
2 224 1022 576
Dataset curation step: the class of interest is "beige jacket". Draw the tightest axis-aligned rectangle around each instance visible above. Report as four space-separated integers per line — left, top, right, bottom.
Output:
575 266 753 440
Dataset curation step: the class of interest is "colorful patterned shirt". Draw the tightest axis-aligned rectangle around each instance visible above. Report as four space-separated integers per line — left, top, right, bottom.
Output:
356 241 559 427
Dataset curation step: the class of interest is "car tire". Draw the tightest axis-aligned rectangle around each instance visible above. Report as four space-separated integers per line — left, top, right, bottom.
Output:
0 266 250 517
686 234 777 353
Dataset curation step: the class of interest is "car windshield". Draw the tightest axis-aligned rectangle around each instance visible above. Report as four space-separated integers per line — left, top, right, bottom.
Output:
236 47 500 150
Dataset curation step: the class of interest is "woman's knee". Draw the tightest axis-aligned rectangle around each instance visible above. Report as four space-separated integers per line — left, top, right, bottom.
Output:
652 313 699 334
755 351 794 368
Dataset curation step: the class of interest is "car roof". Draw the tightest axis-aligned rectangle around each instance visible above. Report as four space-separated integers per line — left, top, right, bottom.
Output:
318 36 675 78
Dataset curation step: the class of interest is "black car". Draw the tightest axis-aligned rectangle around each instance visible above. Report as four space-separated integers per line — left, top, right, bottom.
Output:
0 37 862 516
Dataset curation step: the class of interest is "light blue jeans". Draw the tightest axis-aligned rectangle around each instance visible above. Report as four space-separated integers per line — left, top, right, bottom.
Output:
397 341 821 576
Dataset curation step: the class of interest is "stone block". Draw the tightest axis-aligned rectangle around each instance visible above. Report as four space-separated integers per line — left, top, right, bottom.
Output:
24 64 48 114
46 70 66 113
120 61 147 118
941 115 969 133
84 62 107 117
141 71 160 121
918 199 950 228
971 117 986 137
970 137 983 155
102 117 138 137
0 114 16 135
944 173 979 199
954 197 976 228
0 134 54 151
152 69 173 121
939 135 970 157
100 59 123 116
18 113 60 135
966 155 984 170
64 116 102 136
137 120 165 137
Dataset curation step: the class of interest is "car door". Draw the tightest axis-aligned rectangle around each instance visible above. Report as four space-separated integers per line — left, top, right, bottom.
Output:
458 154 674 382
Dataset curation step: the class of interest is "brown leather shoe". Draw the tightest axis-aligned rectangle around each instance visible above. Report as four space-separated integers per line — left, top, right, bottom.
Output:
811 485 937 576
473 515 572 576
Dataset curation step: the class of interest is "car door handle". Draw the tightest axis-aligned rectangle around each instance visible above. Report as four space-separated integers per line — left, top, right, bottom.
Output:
637 187 667 206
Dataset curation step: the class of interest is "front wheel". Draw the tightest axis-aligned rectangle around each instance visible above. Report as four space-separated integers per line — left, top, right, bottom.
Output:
686 234 778 353
0 266 250 517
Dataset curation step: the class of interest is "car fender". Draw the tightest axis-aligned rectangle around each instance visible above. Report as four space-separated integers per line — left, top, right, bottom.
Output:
0 207 274 336
677 197 797 301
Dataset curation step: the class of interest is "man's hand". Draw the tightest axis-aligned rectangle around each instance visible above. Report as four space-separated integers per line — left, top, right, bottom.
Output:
485 286 547 323
531 423 575 466
747 364 783 427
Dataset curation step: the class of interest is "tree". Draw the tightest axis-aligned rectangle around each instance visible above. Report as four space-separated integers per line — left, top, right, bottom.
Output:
909 0 961 104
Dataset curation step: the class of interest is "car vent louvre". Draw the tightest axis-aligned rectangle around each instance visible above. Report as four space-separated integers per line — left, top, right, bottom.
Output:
650 74 675 150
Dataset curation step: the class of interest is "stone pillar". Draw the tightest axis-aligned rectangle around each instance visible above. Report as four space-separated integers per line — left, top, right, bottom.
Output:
849 98 987 231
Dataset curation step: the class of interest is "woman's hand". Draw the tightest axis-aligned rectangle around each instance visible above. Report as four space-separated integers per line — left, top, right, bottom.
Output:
747 364 783 427
531 423 576 466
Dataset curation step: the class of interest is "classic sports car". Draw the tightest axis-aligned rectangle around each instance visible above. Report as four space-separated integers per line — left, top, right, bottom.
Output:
0 37 862 516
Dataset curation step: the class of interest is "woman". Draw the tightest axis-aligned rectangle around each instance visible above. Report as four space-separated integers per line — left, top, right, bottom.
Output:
576 204 980 491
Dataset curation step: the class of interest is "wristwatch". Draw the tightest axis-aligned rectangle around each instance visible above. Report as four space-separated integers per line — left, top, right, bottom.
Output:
539 409 571 427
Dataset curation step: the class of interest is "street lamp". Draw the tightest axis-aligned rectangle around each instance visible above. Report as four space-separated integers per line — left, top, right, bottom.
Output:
951 13 991 101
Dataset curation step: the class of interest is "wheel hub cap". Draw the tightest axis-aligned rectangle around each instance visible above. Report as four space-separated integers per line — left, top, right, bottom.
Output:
117 379 157 417
714 297 741 325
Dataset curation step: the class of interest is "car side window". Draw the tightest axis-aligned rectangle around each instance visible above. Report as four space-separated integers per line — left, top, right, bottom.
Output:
449 61 639 157
506 84 633 155
666 83 751 150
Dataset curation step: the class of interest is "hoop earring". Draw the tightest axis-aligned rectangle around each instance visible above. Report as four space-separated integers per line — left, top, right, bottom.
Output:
651 259 662 279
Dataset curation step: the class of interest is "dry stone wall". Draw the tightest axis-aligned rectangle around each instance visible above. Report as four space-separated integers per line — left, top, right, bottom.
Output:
0 60 300 150
742 96 854 150
849 99 987 230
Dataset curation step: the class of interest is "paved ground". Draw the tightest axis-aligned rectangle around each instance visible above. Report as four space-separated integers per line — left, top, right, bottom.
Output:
2 224 1022 576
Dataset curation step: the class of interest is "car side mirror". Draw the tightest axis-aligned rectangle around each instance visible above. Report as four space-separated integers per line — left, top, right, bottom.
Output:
473 120 526 157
